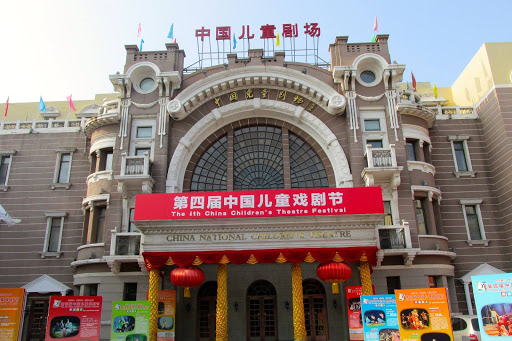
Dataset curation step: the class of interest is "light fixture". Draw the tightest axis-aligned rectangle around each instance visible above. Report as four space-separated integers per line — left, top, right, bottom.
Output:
285 301 290 310
333 299 337 309
234 302 239 312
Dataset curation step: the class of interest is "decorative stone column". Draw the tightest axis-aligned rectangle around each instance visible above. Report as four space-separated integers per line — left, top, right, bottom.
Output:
360 253 373 295
216 263 228 341
148 266 160 341
291 263 307 341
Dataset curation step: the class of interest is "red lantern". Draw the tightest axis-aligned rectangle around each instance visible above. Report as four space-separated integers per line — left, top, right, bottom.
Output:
316 262 352 294
170 266 205 297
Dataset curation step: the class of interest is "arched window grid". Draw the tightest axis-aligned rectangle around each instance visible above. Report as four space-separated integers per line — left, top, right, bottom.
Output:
247 280 277 296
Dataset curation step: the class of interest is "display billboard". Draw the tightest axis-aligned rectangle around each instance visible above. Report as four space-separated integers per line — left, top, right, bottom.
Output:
0 288 25 341
111 301 151 341
360 294 400 341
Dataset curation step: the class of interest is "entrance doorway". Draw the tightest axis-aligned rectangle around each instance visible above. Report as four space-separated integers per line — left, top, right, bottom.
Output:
197 281 217 341
247 280 278 341
303 279 329 341
26 298 50 340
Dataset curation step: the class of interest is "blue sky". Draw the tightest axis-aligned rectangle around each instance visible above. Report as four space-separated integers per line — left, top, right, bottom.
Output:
0 0 510 103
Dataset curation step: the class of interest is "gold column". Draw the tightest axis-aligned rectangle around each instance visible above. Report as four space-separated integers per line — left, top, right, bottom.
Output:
291 263 307 341
360 252 373 295
148 266 160 341
216 263 228 341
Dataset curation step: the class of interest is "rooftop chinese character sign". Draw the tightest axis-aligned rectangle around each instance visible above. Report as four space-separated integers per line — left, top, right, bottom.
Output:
134 187 383 221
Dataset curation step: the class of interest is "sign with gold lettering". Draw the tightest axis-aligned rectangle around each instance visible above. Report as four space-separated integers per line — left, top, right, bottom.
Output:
135 187 383 221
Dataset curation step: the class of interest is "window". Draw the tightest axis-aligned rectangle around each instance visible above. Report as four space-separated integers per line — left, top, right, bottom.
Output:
105 150 113 171
0 150 15 190
360 71 376 84
82 284 98 296
135 148 151 156
83 196 109 246
136 126 152 138
460 199 487 246
42 212 66 258
448 136 475 177
93 207 106 244
130 120 155 159
367 140 383 149
415 199 429 235
52 148 76 189
383 201 393 225
129 208 140 233
364 119 381 132
406 140 417 161
124 283 138 301
386 276 401 294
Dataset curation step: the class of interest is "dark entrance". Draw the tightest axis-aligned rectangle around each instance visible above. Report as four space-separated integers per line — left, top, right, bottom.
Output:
26 298 50 341
303 279 329 341
197 281 217 341
247 280 278 341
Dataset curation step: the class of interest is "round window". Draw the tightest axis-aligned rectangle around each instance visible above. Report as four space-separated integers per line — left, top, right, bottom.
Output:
140 78 155 91
360 71 376 84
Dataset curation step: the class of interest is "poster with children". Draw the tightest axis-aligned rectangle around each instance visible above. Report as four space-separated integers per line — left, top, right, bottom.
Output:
360 294 400 341
111 301 150 341
45 296 102 341
472 273 512 340
395 288 453 341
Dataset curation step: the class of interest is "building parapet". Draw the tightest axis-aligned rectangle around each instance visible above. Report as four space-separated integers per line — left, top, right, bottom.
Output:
0 118 85 135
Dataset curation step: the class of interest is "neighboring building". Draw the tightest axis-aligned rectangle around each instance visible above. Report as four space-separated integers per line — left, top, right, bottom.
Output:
0 35 511 341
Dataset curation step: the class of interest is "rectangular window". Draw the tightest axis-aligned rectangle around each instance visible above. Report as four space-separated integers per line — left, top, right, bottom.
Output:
415 199 429 235
383 201 393 225
124 283 137 301
460 200 486 245
105 150 114 171
136 127 152 138
97 148 114 172
43 212 66 256
364 119 381 132
57 153 71 183
453 141 468 172
406 141 417 161
367 140 383 149
465 205 482 240
129 208 140 233
0 155 11 185
93 207 106 244
47 218 62 252
135 148 151 156
386 276 401 294
83 284 98 296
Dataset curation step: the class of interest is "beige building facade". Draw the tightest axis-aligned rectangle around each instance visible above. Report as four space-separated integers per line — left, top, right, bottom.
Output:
0 36 511 341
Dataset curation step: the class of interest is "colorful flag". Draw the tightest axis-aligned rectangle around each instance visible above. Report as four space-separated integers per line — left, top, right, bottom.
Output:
373 16 378 31
174 38 176 43
39 97 47 113
276 32 280 46
66 94 76 111
137 23 141 38
167 23 174 39
4 97 8 118
140 39 144 51
411 72 417 92
233 34 237 49
371 34 376 42
433 83 438 99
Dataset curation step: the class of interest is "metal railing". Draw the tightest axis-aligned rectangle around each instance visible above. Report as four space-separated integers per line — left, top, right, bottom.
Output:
120 153 152 176
365 144 397 168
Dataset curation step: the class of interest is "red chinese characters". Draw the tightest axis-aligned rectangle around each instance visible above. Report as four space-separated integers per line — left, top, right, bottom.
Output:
260 24 276 39
195 27 210 41
216 26 231 41
304 22 321 37
282 24 298 38
238 25 255 39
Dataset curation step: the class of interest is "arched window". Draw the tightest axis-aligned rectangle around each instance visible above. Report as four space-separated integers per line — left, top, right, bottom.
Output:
187 121 331 192
303 279 329 341
197 281 217 341
247 280 278 341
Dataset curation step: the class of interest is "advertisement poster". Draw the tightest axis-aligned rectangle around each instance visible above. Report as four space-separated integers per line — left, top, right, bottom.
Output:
361 294 400 341
147 290 176 341
45 296 102 341
111 301 150 341
0 288 25 341
395 288 453 341
347 286 375 341
472 273 512 340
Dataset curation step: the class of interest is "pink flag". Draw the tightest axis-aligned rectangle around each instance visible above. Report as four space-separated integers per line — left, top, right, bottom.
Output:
66 94 76 111
4 97 8 117
411 72 417 92
174 38 176 43
137 23 141 38
373 16 378 31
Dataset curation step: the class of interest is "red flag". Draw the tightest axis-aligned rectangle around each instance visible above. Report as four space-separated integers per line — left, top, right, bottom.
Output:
174 38 176 43
66 94 76 111
4 97 9 117
373 16 378 31
137 23 141 38
411 72 417 92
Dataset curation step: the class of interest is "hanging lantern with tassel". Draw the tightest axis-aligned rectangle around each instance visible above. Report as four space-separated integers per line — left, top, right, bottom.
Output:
170 266 205 297
316 262 352 294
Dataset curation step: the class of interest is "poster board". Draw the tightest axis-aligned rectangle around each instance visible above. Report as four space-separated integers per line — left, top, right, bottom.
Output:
0 288 25 341
111 301 151 341
347 286 375 341
360 294 400 341
472 272 512 340
45 296 102 341
395 288 453 341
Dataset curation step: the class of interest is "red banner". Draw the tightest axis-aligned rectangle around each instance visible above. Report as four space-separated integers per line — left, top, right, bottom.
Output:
135 187 383 221
45 296 102 341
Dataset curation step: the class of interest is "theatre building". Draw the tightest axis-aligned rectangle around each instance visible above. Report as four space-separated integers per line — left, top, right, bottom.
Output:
1 33 512 341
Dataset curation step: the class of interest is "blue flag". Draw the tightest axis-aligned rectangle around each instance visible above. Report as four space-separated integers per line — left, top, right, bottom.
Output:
39 97 47 113
167 23 174 39
233 34 237 49
140 39 144 51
